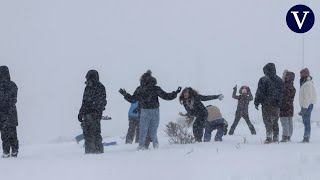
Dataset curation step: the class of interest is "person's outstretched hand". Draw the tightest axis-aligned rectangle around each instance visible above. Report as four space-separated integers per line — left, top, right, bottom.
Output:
218 94 224 101
119 88 127 96
233 85 237 91
176 86 182 94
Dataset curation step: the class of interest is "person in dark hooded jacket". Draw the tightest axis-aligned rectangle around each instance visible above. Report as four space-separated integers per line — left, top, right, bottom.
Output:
179 87 224 142
279 70 296 142
78 70 107 154
229 85 256 135
119 70 181 150
0 66 19 158
254 63 284 144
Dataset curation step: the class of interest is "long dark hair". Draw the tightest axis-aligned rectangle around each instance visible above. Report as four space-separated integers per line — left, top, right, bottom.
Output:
179 87 199 104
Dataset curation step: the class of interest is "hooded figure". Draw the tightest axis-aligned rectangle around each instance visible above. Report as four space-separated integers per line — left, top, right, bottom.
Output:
78 70 107 154
254 63 284 144
0 66 19 158
119 70 181 150
279 71 296 142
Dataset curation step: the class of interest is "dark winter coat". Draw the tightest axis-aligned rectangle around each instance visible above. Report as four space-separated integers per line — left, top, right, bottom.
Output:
0 66 18 128
254 63 284 108
123 72 177 109
79 70 107 118
182 94 220 118
233 89 253 115
280 72 296 117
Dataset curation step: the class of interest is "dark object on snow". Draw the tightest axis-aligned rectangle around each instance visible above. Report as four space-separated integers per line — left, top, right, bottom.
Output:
164 121 195 144
0 66 19 157
179 87 221 142
103 141 117 146
229 86 256 135
254 63 283 142
78 70 106 154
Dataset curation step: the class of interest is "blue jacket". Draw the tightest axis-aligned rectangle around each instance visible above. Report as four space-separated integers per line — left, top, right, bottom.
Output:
128 102 139 118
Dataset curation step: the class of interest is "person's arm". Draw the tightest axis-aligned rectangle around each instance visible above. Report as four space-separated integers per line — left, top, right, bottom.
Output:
8 82 18 106
301 83 313 109
232 88 239 100
120 87 139 103
199 94 220 101
156 86 177 100
247 88 253 101
254 78 266 107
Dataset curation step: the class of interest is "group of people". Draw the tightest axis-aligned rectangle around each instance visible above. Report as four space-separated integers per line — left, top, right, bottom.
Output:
0 62 317 157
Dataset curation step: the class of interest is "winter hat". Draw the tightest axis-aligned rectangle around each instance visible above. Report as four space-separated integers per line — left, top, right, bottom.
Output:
0 66 11 81
86 70 99 82
300 68 310 78
240 86 248 94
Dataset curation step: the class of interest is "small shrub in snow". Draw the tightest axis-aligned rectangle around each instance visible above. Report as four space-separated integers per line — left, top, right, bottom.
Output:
164 121 195 144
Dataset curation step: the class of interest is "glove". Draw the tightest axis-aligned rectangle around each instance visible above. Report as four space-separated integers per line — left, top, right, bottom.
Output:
176 86 182 94
78 113 83 122
255 105 259 110
218 94 224 101
298 108 307 116
233 85 237 91
179 112 186 116
119 88 127 96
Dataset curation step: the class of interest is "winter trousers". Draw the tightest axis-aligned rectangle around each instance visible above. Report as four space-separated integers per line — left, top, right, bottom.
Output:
229 111 256 134
280 117 293 137
126 117 140 144
204 119 226 142
262 105 280 140
0 127 19 155
139 109 159 148
193 111 208 142
82 113 104 154
302 104 314 138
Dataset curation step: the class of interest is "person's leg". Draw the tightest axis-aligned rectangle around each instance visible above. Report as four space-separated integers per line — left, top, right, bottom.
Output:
134 119 140 143
288 117 293 140
229 113 241 135
280 117 289 142
272 107 280 142
83 114 95 154
126 118 136 144
204 122 214 142
8 127 19 156
215 125 225 142
303 104 313 141
243 113 256 134
262 106 273 143
138 109 151 148
193 117 205 142
93 117 103 154
149 109 160 148
1 128 10 156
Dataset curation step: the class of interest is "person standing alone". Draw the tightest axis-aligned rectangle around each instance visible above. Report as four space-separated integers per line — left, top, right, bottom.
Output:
0 66 19 158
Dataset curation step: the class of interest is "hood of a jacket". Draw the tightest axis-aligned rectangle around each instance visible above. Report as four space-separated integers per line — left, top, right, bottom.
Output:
284 71 295 83
86 70 99 82
263 63 276 78
0 66 11 81
140 70 157 87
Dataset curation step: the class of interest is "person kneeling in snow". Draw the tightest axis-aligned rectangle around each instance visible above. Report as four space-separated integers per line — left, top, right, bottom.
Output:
203 105 228 142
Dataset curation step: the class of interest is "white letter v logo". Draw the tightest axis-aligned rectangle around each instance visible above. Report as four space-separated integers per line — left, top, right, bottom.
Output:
291 11 310 29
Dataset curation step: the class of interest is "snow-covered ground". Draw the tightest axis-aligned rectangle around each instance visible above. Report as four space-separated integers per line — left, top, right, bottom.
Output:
1 112 320 180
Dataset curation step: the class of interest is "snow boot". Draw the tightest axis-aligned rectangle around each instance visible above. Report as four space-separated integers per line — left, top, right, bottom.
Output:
273 135 279 143
228 129 234 135
264 138 273 144
1 153 10 158
302 137 309 143
11 152 18 158
137 146 146 151
251 129 257 135
287 136 291 142
153 143 159 149
280 136 288 143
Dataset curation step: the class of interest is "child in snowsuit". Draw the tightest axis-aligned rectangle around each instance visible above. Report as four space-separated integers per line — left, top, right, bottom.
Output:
229 86 256 135
204 105 228 142
126 102 140 144
279 70 296 142
179 87 224 142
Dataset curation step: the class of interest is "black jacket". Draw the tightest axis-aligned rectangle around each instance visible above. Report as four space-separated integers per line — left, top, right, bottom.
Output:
233 89 253 114
0 66 18 127
280 71 296 117
182 94 219 118
123 72 177 109
254 63 284 108
79 70 107 117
